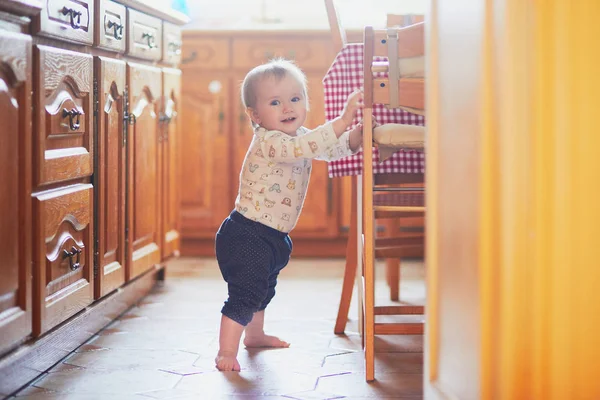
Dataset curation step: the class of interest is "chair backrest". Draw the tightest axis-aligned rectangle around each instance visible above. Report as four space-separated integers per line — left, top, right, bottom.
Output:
363 23 425 112
324 0 347 53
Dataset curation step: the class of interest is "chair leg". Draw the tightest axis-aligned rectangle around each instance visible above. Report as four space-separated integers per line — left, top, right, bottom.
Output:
334 177 358 334
362 108 376 382
384 218 400 301
356 176 364 342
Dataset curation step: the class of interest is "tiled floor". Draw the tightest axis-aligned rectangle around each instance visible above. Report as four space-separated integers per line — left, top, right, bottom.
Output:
11 257 425 399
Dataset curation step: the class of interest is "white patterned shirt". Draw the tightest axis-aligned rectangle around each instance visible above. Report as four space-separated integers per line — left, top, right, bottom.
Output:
234 121 356 232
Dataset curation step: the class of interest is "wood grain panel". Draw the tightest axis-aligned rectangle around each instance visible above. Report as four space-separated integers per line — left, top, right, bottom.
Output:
95 56 126 298
162 22 181 65
181 37 230 70
232 37 332 70
126 8 162 61
33 183 93 335
36 0 94 45
126 62 161 280
160 67 181 259
180 72 233 239
95 0 125 53
35 45 93 186
0 29 32 356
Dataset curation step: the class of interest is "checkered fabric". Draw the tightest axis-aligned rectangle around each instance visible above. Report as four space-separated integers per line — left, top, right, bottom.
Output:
322 43 426 178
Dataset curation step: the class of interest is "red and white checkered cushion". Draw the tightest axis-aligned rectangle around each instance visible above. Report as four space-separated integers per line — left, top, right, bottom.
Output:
322 43 426 177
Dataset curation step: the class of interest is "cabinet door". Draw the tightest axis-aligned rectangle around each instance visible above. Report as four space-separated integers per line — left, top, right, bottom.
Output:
0 31 32 354
126 62 161 280
33 184 94 335
292 74 339 238
180 73 233 238
95 57 126 298
160 68 181 259
232 72 254 196
35 45 93 186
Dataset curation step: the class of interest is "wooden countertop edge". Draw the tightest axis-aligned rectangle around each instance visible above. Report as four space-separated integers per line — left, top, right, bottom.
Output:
118 0 190 25
0 0 43 17
0 0 190 25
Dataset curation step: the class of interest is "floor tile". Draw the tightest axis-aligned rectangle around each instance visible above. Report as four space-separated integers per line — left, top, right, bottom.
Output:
32 369 180 395
12 257 425 399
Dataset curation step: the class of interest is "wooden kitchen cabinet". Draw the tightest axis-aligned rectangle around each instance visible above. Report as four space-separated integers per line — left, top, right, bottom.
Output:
0 0 186 394
180 72 234 239
95 56 126 298
32 44 95 334
181 31 347 256
160 68 182 259
32 184 94 335
0 29 33 356
34 45 94 186
127 62 162 280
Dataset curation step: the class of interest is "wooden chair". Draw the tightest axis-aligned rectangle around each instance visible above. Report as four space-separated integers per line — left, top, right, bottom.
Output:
360 22 427 382
333 11 426 336
324 0 347 52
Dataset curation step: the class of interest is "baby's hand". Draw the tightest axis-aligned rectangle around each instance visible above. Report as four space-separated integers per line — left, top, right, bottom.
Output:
348 121 364 152
341 89 364 127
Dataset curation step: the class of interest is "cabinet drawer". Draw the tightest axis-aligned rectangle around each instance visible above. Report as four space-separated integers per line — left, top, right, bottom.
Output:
162 22 181 65
35 45 93 186
95 0 126 52
126 8 162 61
37 0 94 45
181 37 230 69
232 38 332 70
33 184 93 334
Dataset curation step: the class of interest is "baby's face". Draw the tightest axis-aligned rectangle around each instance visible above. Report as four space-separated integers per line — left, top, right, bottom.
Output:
249 74 307 136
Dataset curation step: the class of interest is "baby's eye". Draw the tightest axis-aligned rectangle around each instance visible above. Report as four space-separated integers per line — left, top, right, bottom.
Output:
270 100 280 106
291 96 301 103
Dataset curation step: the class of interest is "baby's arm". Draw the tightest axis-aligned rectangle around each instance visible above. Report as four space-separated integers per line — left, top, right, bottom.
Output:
255 89 364 163
256 123 341 163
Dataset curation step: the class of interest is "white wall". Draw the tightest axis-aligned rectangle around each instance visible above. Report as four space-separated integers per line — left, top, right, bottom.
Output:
183 0 427 30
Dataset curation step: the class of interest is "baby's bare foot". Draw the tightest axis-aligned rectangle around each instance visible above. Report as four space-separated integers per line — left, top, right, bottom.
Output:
215 351 241 371
243 334 290 348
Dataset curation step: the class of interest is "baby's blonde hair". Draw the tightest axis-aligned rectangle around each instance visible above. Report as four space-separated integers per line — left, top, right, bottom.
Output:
240 58 309 110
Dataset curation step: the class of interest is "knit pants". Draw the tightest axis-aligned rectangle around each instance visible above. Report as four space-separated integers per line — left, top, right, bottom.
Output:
215 210 292 326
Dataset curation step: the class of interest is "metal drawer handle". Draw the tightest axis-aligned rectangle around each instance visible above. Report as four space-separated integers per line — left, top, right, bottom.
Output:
107 20 124 40
142 32 156 49
61 6 82 29
63 246 82 271
168 41 181 55
62 107 82 131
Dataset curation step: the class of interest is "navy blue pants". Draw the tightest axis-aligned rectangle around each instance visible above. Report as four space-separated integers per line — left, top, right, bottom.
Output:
215 210 293 326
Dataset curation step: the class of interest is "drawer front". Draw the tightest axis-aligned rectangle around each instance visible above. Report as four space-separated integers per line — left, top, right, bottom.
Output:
33 184 93 334
181 38 230 69
232 38 332 70
35 45 93 186
95 0 126 52
162 22 181 65
38 0 94 45
126 8 162 61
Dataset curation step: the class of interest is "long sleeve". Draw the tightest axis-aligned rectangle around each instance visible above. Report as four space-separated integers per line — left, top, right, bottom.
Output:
254 123 339 163
316 129 359 162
